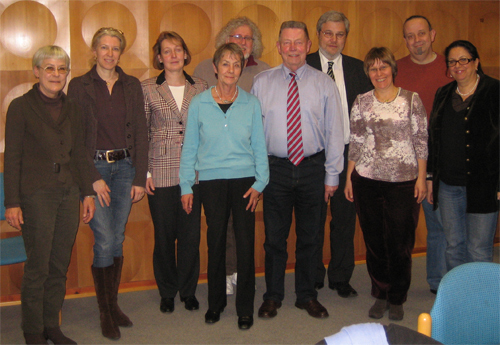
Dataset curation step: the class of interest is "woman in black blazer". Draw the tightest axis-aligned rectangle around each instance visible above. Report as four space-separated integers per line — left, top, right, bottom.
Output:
427 40 499 273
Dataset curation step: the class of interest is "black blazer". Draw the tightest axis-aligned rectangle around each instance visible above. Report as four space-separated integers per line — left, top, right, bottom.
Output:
428 74 499 213
306 51 372 113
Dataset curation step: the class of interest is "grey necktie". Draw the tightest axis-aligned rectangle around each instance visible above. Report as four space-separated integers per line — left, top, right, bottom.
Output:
327 61 335 81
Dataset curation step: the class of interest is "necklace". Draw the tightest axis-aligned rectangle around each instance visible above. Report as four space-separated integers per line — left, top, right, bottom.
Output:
375 87 398 103
215 86 238 104
103 73 118 86
456 74 479 97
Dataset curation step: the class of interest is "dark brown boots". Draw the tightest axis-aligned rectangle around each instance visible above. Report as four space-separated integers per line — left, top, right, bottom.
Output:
111 257 133 327
43 326 77 344
92 257 133 340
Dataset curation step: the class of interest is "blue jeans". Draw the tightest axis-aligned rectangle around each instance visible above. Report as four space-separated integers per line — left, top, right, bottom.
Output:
90 158 135 267
421 199 447 291
438 181 498 271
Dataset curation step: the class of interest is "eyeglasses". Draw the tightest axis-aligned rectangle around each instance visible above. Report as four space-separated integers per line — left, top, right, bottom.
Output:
446 57 474 67
368 65 390 74
40 65 70 75
229 34 254 42
320 31 346 40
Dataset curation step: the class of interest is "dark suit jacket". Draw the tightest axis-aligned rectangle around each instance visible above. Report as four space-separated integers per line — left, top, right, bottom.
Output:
306 51 372 113
4 85 94 207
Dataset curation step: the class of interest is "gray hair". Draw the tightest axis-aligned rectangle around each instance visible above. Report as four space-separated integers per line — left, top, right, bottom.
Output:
32 45 70 69
316 11 350 35
279 21 309 41
215 17 264 59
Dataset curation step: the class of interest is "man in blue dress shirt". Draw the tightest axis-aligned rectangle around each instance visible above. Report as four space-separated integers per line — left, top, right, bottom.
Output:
251 20 344 319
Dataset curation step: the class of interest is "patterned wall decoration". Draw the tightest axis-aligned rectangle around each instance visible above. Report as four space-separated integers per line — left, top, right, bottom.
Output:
1 0 498 301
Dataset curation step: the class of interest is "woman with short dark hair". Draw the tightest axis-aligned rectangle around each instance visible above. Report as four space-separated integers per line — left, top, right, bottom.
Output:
345 47 428 321
427 40 499 272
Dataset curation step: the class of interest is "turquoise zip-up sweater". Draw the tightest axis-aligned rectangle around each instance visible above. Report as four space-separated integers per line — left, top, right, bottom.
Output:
179 86 269 195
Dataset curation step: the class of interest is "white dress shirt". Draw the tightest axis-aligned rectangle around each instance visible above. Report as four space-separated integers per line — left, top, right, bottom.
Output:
319 51 350 144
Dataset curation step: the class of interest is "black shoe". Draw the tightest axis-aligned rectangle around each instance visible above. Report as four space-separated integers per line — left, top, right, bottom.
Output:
160 298 174 313
314 282 324 290
430 289 437 295
238 316 254 330
329 282 358 298
181 296 199 310
205 309 221 324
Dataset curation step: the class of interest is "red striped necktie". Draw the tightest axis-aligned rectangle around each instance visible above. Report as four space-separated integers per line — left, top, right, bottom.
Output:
287 72 304 165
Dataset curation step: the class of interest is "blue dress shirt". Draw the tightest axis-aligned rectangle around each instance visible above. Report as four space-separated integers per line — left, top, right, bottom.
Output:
251 63 344 186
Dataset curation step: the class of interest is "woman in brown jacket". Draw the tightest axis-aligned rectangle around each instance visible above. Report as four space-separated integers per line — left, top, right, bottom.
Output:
67 27 148 340
4 45 95 345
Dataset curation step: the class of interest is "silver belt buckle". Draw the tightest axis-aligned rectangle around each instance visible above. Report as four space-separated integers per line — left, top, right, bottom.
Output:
105 150 115 163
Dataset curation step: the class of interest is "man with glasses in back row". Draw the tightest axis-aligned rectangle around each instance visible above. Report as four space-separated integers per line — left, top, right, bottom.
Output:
306 11 372 298
194 16 270 93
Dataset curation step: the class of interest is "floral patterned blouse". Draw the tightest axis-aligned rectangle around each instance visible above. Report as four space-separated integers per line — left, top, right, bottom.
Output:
349 88 428 182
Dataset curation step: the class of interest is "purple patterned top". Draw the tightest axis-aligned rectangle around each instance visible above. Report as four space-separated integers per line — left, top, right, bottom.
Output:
349 88 428 182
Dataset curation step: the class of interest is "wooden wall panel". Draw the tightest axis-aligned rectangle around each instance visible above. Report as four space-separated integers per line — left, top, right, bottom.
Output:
1 0 499 301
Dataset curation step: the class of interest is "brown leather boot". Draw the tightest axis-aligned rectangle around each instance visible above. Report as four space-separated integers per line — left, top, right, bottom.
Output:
23 333 48 345
43 326 77 344
111 257 133 327
91 265 120 340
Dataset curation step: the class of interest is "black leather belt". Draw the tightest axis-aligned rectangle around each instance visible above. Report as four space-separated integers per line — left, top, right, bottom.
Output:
271 150 324 162
94 149 130 163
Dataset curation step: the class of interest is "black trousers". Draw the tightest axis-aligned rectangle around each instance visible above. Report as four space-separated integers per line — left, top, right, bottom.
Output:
263 153 325 304
200 178 256 316
148 184 201 300
352 170 419 305
316 145 356 285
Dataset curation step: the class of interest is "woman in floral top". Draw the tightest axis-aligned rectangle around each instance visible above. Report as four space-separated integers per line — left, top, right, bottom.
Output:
344 47 428 321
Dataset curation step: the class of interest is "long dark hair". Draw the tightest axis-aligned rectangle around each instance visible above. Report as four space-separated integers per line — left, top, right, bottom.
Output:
444 40 483 75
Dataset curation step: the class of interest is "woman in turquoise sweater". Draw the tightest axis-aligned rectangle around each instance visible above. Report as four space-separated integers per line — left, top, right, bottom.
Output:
179 43 269 330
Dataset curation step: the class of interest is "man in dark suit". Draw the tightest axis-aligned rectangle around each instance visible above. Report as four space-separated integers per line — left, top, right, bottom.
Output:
306 10 372 298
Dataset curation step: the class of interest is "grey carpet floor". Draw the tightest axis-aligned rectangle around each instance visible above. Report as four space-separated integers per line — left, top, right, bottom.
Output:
2 248 499 344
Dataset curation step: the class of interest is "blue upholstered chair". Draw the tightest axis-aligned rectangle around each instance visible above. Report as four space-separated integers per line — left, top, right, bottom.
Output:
418 262 500 344
0 172 28 266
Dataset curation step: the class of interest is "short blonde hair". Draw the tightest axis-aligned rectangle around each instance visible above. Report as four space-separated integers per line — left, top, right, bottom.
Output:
32 45 70 69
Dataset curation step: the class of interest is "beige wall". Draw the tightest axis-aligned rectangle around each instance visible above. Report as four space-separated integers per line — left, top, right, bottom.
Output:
1 0 499 300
